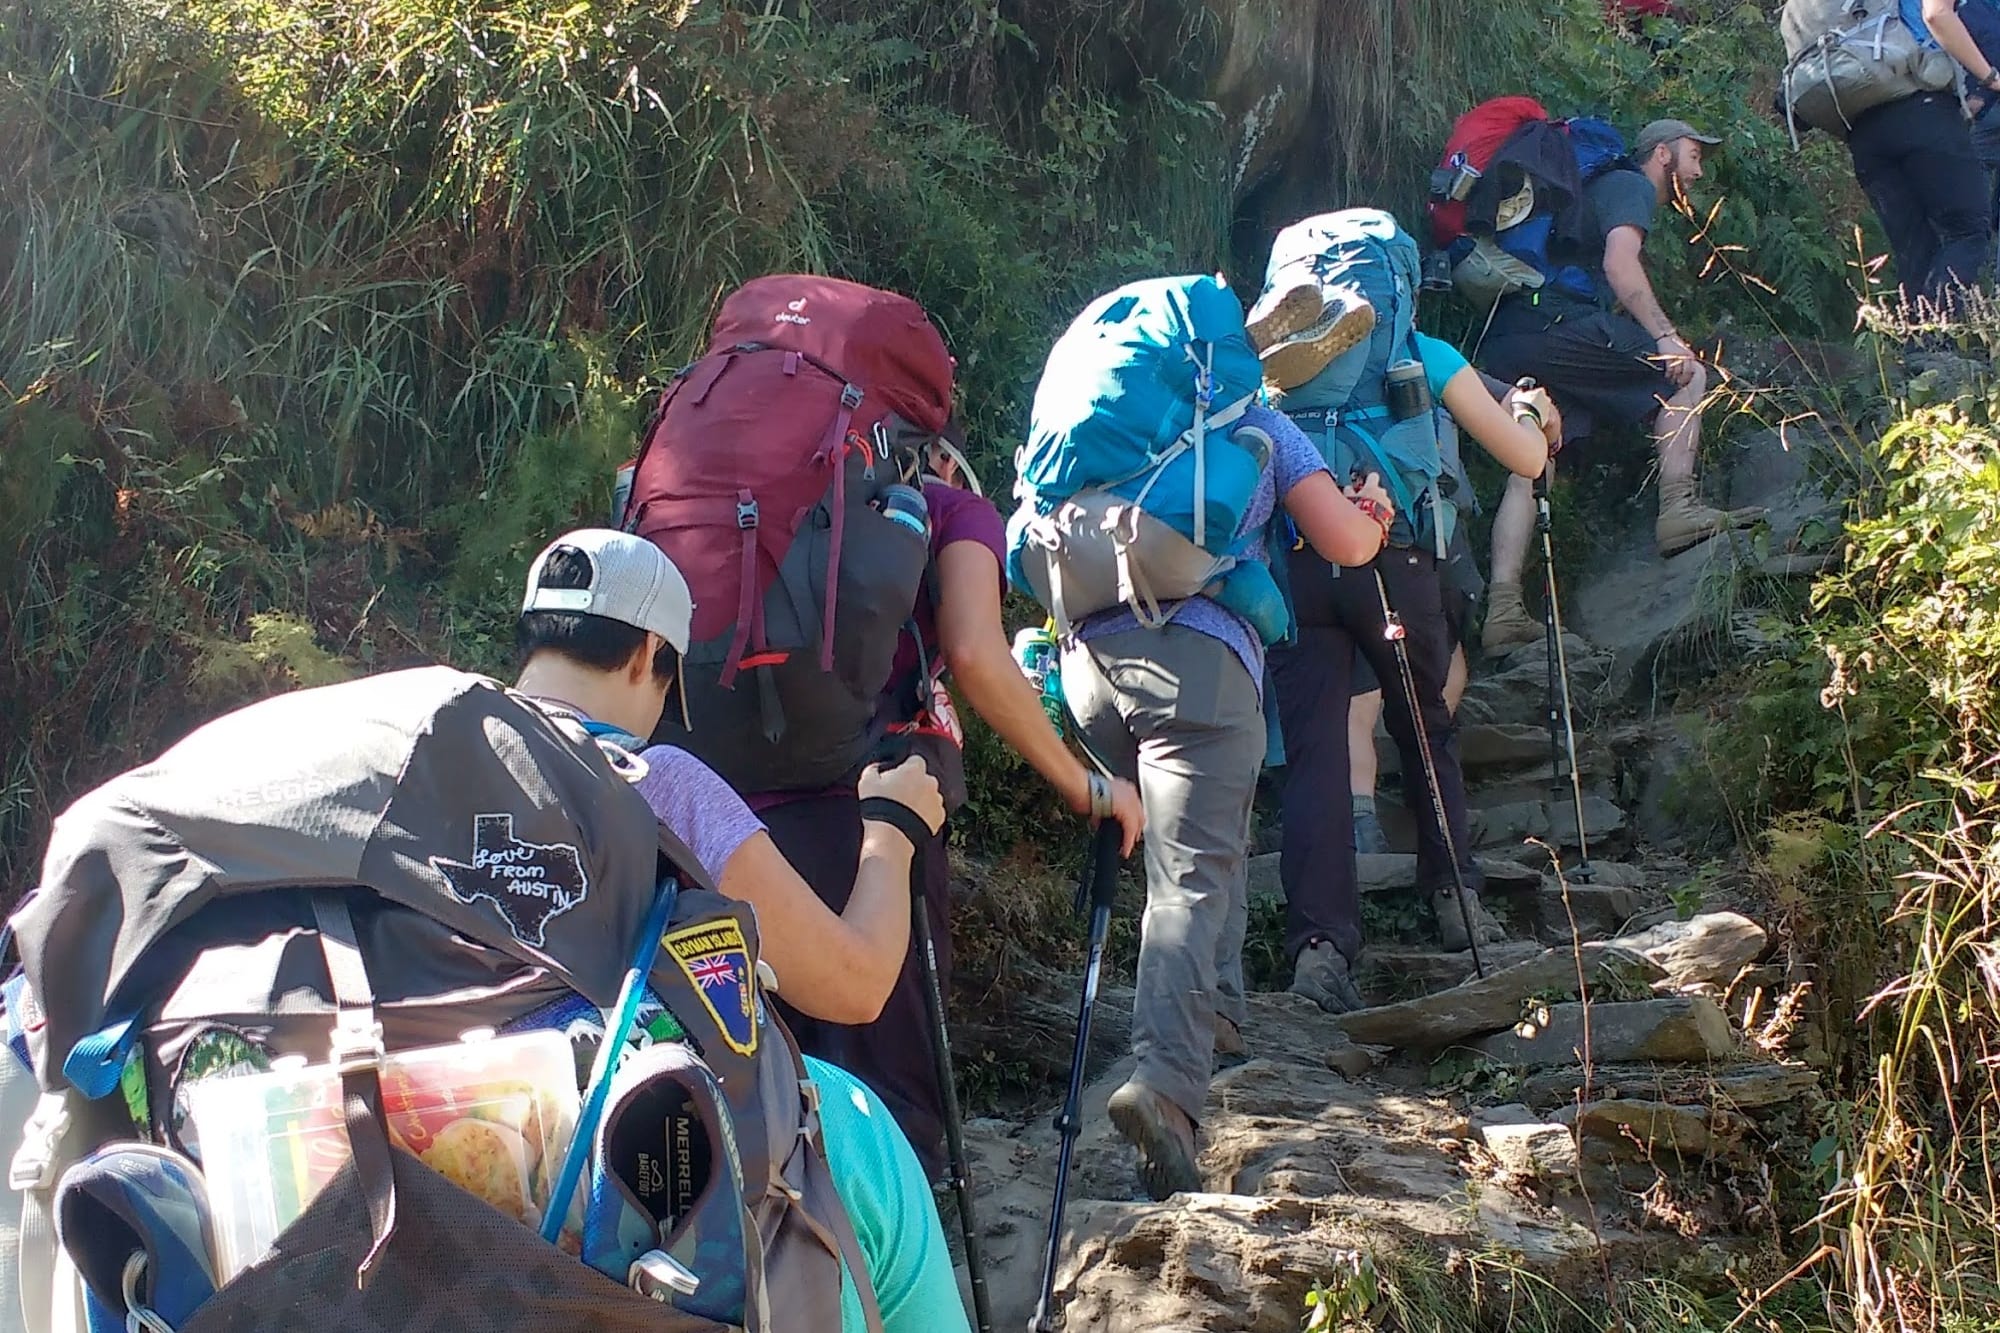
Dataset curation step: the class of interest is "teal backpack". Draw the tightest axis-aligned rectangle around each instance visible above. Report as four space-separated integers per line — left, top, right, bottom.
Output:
1262 210 1459 559
1008 275 1289 643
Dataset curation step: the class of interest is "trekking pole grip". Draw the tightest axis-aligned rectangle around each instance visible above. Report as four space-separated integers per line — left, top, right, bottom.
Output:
1085 819 1120 914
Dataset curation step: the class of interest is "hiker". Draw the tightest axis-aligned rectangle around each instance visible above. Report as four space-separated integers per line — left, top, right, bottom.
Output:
513 527 970 1332
1778 0 1987 305
1011 273 1398 1201
1345 372 1552 853
1478 118 1760 654
622 275 1142 1181
1252 210 1555 1016
788 427 1143 1180
5 645 959 1332
1920 0 2000 263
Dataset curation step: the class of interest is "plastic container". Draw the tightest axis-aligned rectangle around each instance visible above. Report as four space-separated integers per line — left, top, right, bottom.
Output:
186 1028 580 1279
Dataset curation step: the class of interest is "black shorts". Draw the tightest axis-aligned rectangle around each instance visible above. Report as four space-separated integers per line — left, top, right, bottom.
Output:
1479 307 1674 445
1349 525 1481 696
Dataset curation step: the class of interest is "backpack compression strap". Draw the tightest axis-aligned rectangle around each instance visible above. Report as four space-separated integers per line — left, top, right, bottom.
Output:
312 892 400 1287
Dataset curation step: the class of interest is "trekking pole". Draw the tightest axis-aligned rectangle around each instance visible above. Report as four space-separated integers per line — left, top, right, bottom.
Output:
1030 817 1122 1333
1369 570 1486 979
1513 379 1594 882
907 844 995 1333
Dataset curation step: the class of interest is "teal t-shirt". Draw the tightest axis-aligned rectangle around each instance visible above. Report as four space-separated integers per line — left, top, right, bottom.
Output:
810 1056 972 1333
1414 331 1470 399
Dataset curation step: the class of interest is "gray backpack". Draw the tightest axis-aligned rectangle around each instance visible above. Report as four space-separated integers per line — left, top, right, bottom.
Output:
2 667 880 1333
1779 0 1958 141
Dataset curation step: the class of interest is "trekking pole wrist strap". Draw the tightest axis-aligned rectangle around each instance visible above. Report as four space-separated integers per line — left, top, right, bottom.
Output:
861 797 933 857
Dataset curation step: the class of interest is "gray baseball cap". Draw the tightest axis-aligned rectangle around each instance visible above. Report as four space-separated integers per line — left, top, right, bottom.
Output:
522 528 694 654
1632 118 1722 160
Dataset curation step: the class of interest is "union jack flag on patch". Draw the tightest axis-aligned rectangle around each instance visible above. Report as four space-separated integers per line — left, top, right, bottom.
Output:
662 918 758 1057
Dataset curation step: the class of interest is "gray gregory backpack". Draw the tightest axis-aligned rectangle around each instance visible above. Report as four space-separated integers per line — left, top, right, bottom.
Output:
3 667 880 1333
1779 0 1957 141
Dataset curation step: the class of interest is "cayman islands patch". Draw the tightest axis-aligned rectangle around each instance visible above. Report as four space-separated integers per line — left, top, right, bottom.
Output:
662 920 759 1057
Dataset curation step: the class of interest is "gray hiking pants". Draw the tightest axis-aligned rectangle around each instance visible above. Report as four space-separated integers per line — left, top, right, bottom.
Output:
1061 623 1265 1124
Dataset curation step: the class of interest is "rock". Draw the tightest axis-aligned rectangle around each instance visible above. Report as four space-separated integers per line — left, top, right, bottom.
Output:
1547 795 1627 850
1514 1061 1818 1115
1480 1122 1580 1179
1247 850 1544 903
1568 1098 1754 1160
1331 944 1664 1049
1552 859 1652 889
1325 1033 1375 1079
1537 882 1640 941
1457 633 1612 730
1469 1102 1541 1131
1470 996 1737 1068
1611 912 1769 988
1355 940 1546 1003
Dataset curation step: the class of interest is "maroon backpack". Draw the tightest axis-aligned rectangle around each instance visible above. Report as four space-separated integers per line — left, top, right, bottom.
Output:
623 275 955 793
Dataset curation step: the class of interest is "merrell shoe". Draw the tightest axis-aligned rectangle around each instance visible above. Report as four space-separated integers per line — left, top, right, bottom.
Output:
1352 808 1390 856
1480 580 1542 657
1259 288 1377 391
1245 281 1326 353
1107 1080 1201 1201
1656 477 1765 558
1290 940 1365 1014
1433 886 1507 953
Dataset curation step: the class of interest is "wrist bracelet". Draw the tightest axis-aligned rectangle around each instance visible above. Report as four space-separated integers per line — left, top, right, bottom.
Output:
1086 771 1114 820
1352 496 1392 530
859 796 931 856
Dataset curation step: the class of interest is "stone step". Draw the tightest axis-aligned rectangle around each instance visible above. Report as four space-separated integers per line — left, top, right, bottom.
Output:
1456 633 1614 731
1609 911 1770 989
1375 722 1613 781
1468 995 1737 1068
1246 850 1542 903
1535 881 1643 942
1331 944 1664 1050
1370 791 1629 860
1354 939 1547 1005
1511 1060 1819 1115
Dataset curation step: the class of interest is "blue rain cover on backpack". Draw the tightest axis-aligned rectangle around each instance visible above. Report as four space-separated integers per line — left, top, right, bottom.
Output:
1263 209 1458 557
1010 275 1291 642
1016 275 1266 546
1565 116 1630 183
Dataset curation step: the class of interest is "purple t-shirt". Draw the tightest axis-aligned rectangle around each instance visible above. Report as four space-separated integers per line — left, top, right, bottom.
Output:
1072 402 1329 694
633 744 767 883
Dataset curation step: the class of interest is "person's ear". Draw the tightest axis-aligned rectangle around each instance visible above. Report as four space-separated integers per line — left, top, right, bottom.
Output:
628 634 660 685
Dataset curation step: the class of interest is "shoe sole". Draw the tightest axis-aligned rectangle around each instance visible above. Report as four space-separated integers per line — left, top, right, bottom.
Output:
1260 305 1377 391
1245 284 1325 352
1107 1086 1201 1202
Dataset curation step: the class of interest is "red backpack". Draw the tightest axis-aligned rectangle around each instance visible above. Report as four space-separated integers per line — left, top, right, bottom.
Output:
1427 95 1551 248
622 275 955 793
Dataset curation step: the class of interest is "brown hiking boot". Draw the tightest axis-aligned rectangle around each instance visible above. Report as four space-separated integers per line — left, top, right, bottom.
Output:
1245 281 1326 353
1107 1080 1201 1201
1656 477 1766 557
1259 287 1377 391
1434 886 1507 953
1480 581 1541 657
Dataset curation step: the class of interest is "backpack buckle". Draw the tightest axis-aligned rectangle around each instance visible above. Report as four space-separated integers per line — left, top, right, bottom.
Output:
10 1092 70 1190
736 499 759 530
840 384 863 410
329 1011 386 1077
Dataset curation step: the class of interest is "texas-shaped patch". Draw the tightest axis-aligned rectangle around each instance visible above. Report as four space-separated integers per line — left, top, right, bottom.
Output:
662 919 758 1057
429 813 589 948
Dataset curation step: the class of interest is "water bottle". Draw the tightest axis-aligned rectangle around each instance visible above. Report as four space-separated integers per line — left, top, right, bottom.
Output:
879 483 931 541
1385 359 1431 422
611 460 637 529
1011 626 1066 729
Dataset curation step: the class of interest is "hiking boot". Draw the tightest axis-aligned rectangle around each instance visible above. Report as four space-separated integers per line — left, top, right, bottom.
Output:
1433 885 1507 953
1245 281 1326 353
1290 940 1365 1014
1259 288 1377 391
1352 807 1390 855
1107 1080 1201 1201
1655 476 1766 558
1481 580 1541 657
1213 1012 1247 1058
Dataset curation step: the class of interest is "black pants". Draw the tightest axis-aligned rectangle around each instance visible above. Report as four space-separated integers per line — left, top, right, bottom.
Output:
761 792 952 1180
1270 547 1483 966
1847 93 1990 305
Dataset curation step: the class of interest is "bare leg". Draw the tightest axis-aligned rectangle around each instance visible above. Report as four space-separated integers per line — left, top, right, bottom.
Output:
1347 689 1384 799
1488 472 1537 587
1445 644 1468 714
